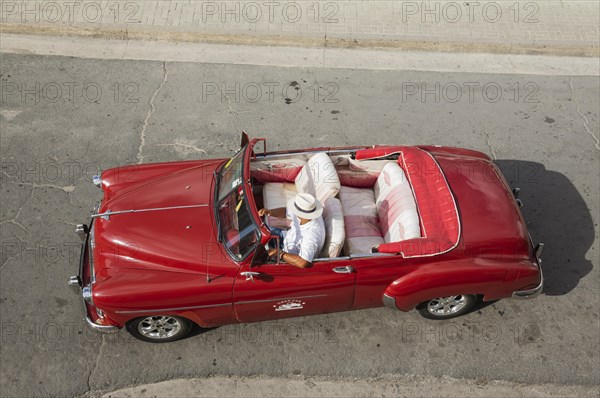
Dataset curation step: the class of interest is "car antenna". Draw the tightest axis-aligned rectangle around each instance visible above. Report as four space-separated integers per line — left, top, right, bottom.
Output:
206 221 215 283
206 201 215 284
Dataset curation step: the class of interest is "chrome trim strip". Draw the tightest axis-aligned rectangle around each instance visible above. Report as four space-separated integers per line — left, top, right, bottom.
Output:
116 295 329 313
115 302 231 314
92 204 208 218
235 294 327 305
349 253 395 259
313 256 351 262
254 148 363 159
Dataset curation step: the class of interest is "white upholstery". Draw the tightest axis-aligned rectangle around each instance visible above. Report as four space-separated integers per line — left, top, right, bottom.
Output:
251 158 306 183
374 162 421 243
339 186 384 256
263 182 297 211
295 152 341 203
319 198 345 258
349 157 393 173
263 153 340 213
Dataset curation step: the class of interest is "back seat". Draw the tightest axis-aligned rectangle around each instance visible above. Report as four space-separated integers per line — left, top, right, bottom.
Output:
374 162 421 243
339 162 421 255
339 186 384 255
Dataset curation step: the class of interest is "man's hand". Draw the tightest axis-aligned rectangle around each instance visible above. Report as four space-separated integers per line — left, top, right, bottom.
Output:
261 207 286 218
267 248 278 257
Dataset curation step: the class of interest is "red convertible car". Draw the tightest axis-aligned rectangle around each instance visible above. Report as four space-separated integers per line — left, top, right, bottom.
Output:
69 133 543 342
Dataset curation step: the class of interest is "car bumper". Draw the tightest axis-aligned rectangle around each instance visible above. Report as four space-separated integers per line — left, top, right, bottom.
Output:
383 293 400 310
70 221 120 334
511 266 543 299
84 308 119 334
512 245 544 299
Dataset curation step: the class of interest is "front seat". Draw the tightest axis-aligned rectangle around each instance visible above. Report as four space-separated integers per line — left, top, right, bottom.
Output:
263 152 341 209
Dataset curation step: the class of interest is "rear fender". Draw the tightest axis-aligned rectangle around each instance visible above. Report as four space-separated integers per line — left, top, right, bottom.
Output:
383 265 507 311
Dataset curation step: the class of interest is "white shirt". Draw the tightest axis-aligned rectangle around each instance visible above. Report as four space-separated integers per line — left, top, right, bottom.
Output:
283 214 326 262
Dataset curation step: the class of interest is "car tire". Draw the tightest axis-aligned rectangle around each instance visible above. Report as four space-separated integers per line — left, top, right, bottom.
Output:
126 315 193 343
417 294 478 320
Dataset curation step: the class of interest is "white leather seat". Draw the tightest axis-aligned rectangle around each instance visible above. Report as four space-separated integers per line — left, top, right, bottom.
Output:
263 152 341 211
262 182 297 210
339 186 384 255
262 182 296 228
251 158 306 183
294 152 341 203
374 162 421 243
319 198 345 258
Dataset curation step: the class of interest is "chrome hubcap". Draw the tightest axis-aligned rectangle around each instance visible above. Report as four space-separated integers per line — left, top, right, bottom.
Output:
138 316 181 339
427 295 467 316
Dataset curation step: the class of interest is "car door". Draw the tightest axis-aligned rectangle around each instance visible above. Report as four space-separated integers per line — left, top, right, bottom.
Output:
232 256 356 323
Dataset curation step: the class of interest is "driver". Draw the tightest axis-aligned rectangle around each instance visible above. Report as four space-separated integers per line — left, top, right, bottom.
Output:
258 193 326 268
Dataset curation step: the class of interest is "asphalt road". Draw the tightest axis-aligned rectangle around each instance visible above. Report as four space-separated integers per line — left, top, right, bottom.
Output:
0 52 598 397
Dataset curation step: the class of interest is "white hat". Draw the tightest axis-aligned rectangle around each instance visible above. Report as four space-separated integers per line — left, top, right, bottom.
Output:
287 193 323 220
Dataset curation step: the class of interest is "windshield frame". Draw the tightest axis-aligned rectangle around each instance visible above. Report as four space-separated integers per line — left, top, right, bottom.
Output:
214 144 262 263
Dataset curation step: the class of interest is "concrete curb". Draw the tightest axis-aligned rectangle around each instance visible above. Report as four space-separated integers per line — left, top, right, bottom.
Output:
2 33 599 76
2 24 599 58
95 375 600 398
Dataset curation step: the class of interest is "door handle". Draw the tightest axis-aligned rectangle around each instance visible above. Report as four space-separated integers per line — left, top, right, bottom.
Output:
240 271 261 283
332 266 354 274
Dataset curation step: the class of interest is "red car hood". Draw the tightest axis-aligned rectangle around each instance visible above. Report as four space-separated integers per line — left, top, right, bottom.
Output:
93 160 229 275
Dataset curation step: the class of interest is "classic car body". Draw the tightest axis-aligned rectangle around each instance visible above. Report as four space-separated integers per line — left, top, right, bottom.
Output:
69 133 543 342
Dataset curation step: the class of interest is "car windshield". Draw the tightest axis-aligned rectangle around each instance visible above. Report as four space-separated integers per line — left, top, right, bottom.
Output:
217 148 245 201
216 147 260 261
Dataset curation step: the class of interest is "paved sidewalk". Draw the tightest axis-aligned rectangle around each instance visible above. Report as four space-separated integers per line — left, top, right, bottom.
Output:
1 1 599 55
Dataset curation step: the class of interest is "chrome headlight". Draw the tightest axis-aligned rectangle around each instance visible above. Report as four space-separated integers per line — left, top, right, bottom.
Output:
82 284 93 305
92 174 102 188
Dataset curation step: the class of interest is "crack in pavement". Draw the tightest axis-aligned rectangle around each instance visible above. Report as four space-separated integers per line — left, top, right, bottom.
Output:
569 77 599 151
0 184 33 270
1 182 34 233
0 219 28 233
483 127 498 160
154 142 207 154
0 226 28 270
0 174 78 269
87 335 107 394
137 62 169 164
1 172 76 192
3 179 75 193
223 94 253 115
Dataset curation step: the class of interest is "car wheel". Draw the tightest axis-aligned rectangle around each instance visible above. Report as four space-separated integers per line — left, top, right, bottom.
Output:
417 294 477 320
126 315 192 343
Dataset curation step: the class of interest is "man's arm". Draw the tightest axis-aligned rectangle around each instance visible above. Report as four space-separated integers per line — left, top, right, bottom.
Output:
258 207 286 218
266 249 310 268
281 252 310 268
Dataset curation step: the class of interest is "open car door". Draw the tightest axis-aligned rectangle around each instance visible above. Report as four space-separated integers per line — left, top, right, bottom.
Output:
233 256 356 323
